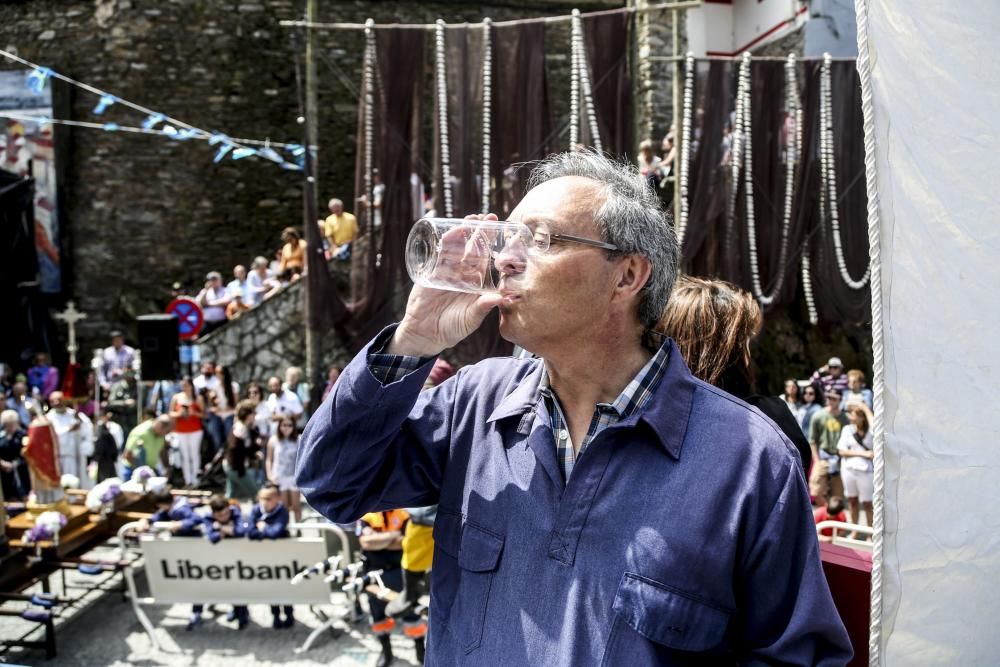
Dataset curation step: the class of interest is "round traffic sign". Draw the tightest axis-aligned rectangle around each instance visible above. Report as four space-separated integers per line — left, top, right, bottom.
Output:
166 297 204 340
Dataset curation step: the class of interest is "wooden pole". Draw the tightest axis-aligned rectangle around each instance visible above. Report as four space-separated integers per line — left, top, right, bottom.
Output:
301 0 323 410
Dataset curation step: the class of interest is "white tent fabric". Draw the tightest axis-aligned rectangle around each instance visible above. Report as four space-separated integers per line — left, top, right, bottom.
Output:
864 1 1000 663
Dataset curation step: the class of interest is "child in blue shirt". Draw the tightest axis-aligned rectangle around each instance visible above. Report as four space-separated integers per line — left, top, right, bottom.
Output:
142 489 201 535
247 483 294 628
140 490 206 630
201 494 250 629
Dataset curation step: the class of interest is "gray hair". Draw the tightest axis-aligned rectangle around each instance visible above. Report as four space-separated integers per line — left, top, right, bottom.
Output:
527 150 679 329
1 409 19 426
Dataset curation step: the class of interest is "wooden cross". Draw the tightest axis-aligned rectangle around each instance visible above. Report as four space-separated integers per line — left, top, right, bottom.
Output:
54 301 87 364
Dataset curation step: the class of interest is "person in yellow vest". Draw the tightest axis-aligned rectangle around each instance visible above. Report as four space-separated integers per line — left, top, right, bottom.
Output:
386 505 435 625
358 508 420 666
323 198 358 261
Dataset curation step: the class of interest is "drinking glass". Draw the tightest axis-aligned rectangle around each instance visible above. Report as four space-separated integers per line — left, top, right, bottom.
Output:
405 217 533 294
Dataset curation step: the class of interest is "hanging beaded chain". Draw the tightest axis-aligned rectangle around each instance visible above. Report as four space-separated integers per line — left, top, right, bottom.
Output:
677 52 695 249
747 53 802 306
571 10 603 153
362 20 380 268
801 246 819 324
435 20 454 218
363 19 375 231
726 52 751 258
820 52 871 290
480 19 493 214
568 11 581 149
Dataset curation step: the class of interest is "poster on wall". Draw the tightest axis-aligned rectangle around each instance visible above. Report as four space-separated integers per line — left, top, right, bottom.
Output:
0 69 61 293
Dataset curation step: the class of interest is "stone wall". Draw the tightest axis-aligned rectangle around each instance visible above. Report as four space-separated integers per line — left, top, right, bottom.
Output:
0 0 619 361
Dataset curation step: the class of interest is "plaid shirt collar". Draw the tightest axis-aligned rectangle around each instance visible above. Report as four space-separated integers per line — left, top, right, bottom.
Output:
538 341 671 484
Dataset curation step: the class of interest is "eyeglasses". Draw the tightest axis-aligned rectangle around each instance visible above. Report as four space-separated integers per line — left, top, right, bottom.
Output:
535 231 618 253
501 224 618 255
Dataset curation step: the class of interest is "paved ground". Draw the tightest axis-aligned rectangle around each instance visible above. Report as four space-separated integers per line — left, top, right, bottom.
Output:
1 539 420 667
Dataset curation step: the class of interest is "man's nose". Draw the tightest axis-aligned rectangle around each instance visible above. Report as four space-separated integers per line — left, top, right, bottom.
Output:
494 241 527 277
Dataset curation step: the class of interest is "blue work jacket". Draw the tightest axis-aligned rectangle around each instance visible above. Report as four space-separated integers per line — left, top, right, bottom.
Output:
298 331 852 666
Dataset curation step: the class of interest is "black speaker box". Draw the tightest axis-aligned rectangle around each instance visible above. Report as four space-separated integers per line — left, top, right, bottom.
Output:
137 314 179 381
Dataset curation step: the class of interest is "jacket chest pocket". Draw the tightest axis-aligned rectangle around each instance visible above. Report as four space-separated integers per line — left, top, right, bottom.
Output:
431 510 505 654
601 572 733 666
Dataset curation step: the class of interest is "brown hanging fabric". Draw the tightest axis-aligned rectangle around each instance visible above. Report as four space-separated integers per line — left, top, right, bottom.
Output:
490 21 554 220
682 59 736 277
682 57 870 326
340 26 426 351
443 24 485 217
581 9 633 158
802 59 871 325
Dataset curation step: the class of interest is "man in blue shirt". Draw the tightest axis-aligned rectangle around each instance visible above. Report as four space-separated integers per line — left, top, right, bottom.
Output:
298 151 852 665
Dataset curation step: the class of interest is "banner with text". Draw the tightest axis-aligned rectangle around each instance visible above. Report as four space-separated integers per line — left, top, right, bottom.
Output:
142 535 331 604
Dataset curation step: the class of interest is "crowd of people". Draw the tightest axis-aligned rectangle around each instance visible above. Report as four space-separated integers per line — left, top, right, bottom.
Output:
785 360 876 538
0 331 344 522
168 195 362 335
188 227 305 335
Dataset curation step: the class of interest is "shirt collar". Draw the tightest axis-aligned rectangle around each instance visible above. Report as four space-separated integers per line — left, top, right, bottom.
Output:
536 343 669 419
486 338 696 460
486 361 546 423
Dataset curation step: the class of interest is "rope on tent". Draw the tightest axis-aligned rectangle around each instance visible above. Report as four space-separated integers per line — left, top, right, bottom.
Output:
434 20 454 218
854 0 887 662
481 18 493 214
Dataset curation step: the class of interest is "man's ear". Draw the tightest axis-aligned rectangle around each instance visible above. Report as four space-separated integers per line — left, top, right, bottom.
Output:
613 255 652 303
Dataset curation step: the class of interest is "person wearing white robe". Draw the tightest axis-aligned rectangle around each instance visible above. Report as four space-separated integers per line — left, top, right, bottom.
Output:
48 392 94 489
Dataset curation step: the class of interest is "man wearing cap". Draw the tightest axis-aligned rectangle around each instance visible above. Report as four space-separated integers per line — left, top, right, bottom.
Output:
809 387 848 505
100 330 135 391
810 357 850 396
196 272 231 335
